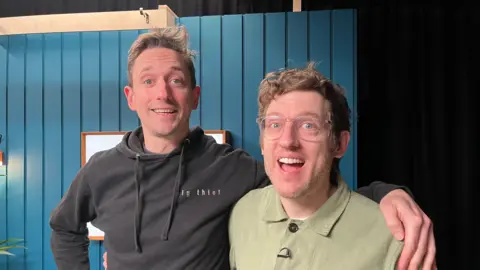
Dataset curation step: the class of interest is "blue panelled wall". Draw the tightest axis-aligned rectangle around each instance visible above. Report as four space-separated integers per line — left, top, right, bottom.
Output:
0 10 357 270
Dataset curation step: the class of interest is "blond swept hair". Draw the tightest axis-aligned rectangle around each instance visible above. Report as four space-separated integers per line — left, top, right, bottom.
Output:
127 26 197 88
258 62 351 146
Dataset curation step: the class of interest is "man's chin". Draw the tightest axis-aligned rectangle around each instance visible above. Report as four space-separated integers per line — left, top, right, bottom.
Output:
276 186 307 200
149 125 178 137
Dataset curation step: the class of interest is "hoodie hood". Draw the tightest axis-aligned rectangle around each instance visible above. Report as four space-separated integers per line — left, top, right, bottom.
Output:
116 126 206 253
117 126 206 159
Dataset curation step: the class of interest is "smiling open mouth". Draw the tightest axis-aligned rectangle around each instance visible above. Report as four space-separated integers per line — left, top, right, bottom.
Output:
151 108 177 115
278 157 305 173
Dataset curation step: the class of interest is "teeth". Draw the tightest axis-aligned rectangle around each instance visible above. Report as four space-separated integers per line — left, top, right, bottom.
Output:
152 109 176 113
278 158 304 164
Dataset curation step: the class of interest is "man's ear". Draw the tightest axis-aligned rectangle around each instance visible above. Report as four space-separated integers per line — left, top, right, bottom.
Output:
124 85 136 111
334 131 350 159
259 134 265 156
192 86 201 109
260 142 264 156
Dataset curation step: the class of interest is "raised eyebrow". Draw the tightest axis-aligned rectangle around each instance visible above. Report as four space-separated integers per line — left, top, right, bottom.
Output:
139 66 185 75
169 66 187 76
139 66 153 73
264 113 285 118
297 112 322 118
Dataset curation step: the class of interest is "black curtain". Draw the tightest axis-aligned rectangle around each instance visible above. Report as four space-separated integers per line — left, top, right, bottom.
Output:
0 0 293 18
357 5 479 269
1 1 478 269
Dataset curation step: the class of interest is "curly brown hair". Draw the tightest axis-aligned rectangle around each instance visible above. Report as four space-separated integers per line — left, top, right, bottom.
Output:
258 62 351 147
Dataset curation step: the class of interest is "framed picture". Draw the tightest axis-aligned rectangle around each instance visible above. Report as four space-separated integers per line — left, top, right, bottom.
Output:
204 130 230 144
80 129 230 240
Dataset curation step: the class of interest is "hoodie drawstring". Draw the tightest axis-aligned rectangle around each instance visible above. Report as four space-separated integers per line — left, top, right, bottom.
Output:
161 140 187 240
133 139 189 253
134 153 143 253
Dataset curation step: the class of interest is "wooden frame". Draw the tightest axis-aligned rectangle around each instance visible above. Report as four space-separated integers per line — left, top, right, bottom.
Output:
88 235 105 241
81 131 126 166
80 129 230 240
81 131 126 241
0 5 177 36
204 130 231 145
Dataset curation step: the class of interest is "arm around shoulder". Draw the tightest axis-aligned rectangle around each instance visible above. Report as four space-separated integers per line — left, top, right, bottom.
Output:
49 157 98 270
252 160 270 189
356 181 414 203
227 147 270 191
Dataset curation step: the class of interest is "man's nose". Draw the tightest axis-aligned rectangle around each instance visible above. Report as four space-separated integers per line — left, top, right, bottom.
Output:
278 123 300 149
154 80 172 100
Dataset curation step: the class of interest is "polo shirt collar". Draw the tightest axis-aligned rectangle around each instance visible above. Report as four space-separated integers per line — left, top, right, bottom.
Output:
261 176 351 237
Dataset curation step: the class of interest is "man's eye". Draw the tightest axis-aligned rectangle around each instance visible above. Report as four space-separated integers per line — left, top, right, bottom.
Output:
172 79 183 85
144 79 153 84
302 123 313 129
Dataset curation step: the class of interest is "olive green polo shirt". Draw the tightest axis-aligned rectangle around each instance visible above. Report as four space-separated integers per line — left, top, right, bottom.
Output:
228 178 404 270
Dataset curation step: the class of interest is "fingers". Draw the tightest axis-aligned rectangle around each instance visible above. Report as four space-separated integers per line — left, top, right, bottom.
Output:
396 203 422 270
382 202 405 241
421 223 437 269
407 214 431 270
103 252 108 269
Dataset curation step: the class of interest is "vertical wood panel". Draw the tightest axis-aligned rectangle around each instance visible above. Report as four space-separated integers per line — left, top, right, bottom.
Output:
200 16 222 130
43 33 63 270
308 10 331 78
265 13 286 73
98 30 122 267
119 31 140 131
0 35 9 270
287 12 308 68
98 31 126 265
81 32 101 132
25 34 44 270
332 9 357 189
80 31 102 270
243 14 264 161
7 34 26 270
221 15 243 148
62 33 81 193
62 32 88 265
100 31 121 132
179 17 201 127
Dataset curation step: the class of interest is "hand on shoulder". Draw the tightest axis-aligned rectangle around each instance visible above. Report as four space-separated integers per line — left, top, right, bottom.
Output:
379 189 437 270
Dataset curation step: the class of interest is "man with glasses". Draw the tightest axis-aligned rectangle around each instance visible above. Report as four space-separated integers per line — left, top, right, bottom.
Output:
228 64 432 269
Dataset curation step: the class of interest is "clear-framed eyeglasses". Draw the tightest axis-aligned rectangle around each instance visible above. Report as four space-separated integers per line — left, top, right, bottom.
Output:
257 115 332 142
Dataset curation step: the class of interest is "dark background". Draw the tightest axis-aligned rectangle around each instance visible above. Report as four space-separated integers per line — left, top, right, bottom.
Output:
1 1 478 269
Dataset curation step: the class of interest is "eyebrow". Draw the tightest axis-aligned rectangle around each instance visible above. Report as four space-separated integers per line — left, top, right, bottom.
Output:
139 66 185 74
299 112 323 118
139 66 153 73
266 112 323 118
170 66 184 73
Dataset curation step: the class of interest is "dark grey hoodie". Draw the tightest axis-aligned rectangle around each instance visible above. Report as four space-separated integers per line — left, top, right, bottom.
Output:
49 126 401 270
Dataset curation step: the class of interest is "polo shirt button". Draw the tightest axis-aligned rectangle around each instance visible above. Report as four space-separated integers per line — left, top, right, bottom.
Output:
288 223 299 233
